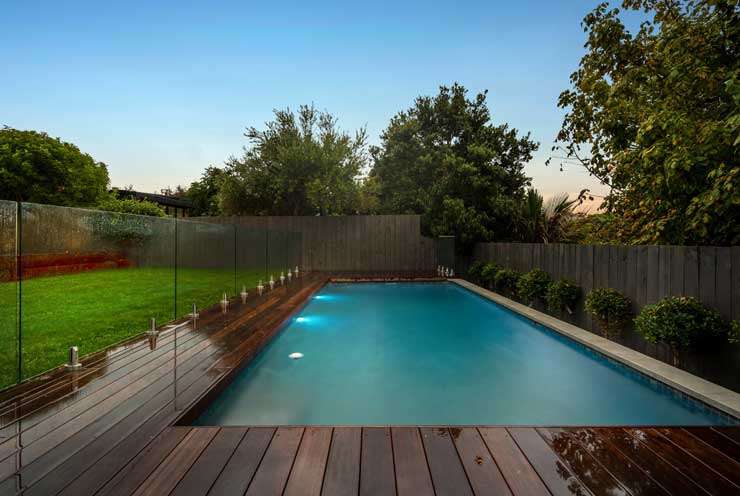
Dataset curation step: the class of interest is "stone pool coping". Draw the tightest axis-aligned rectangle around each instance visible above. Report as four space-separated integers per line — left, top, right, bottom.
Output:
452 278 740 419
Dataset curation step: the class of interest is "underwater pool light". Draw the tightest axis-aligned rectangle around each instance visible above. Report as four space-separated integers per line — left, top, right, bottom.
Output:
296 317 307 323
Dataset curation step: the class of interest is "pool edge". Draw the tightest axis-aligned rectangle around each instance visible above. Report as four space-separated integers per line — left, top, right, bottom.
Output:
452 278 740 420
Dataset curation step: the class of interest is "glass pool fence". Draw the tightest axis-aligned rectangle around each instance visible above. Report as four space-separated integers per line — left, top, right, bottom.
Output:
0 200 302 390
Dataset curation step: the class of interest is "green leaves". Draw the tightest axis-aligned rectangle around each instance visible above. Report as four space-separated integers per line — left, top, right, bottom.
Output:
370 83 538 252
516 269 552 305
546 279 581 314
0 127 109 206
218 105 369 216
555 1 739 245
585 288 632 338
634 296 727 349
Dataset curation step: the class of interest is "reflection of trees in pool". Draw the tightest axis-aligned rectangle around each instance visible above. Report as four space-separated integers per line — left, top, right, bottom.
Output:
544 427 665 496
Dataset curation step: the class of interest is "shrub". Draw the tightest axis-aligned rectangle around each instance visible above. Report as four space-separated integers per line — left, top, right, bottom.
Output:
634 297 728 352
96 197 167 217
480 262 501 287
517 269 551 304
730 321 740 345
85 197 167 246
494 269 520 295
546 279 580 314
585 288 631 338
467 261 485 281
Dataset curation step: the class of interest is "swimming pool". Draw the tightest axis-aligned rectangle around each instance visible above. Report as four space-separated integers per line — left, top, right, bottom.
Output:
194 282 736 425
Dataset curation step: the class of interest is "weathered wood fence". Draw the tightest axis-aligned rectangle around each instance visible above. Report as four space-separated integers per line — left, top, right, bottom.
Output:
473 243 740 321
200 215 438 272
472 242 740 391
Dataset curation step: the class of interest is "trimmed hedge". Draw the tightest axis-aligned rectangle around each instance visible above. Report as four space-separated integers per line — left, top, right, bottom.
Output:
634 296 727 350
494 269 520 294
517 269 551 304
480 262 501 287
585 288 631 338
546 279 580 314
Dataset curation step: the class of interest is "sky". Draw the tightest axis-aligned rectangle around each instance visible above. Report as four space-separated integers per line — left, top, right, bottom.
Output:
1 0 643 208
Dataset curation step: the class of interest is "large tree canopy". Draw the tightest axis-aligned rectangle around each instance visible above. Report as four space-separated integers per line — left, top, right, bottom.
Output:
370 83 538 250
219 105 368 216
554 0 739 245
0 127 110 206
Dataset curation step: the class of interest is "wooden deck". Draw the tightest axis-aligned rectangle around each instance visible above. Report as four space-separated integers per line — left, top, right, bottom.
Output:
0 273 738 495
102 425 740 496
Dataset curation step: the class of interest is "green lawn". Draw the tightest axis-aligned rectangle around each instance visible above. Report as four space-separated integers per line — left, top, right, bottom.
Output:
0 266 266 388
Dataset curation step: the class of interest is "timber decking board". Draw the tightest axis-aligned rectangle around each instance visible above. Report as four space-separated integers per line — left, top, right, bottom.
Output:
560 427 669 496
537 427 630 496
420 427 473 496
207 427 275 496
321 427 361 496
0 273 738 495
451 427 511 496
391 427 434 496
507 427 588 496
360 427 396 496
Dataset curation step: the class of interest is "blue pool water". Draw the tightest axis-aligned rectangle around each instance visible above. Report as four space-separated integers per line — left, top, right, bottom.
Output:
195 282 735 425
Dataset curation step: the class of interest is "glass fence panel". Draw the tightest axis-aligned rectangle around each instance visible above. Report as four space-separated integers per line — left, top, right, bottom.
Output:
236 227 267 295
176 219 235 317
267 230 290 283
289 231 302 271
19 203 176 380
0 201 18 389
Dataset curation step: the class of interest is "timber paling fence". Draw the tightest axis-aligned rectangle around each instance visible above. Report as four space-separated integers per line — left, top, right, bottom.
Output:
471 242 740 391
197 215 440 272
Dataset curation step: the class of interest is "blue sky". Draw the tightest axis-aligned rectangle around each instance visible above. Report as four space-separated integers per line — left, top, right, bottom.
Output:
1 1 641 205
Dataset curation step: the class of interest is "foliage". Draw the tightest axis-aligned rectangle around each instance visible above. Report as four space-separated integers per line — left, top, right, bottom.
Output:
187 166 225 217
546 279 580 313
634 296 728 350
466 260 486 280
494 268 520 295
730 321 740 345
370 83 538 251
96 196 166 217
517 268 552 304
219 105 368 216
564 213 620 244
585 288 632 337
0 127 109 206
480 262 501 287
516 189 578 243
86 197 167 245
356 174 381 214
553 0 740 245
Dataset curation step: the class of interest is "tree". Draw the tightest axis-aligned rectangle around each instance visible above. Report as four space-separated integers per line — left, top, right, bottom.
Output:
515 189 578 243
187 166 225 217
553 0 739 245
370 83 538 251
219 105 368 216
0 127 109 206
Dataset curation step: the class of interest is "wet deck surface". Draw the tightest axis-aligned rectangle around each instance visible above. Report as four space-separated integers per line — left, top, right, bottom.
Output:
0 273 737 495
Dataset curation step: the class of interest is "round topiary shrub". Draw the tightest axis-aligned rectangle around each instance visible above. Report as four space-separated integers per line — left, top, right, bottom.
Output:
546 279 580 314
634 296 728 360
517 269 551 305
585 288 631 338
730 321 740 345
480 262 501 288
494 268 520 296
467 261 485 281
